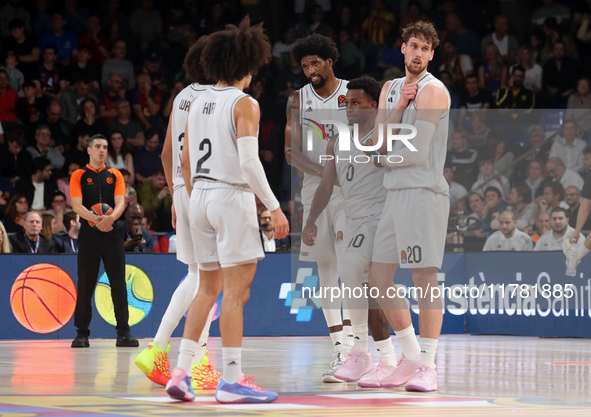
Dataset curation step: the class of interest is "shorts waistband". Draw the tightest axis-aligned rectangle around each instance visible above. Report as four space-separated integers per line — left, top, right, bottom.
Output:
193 178 252 192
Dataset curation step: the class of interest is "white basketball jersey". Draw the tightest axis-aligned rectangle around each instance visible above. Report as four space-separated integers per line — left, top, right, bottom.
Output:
299 79 349 205
383 73 451 195
187 86 249 187
335 129 386 218
171 83 209 190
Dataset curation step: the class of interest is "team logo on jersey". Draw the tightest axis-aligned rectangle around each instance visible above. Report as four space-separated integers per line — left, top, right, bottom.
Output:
400 250 407 264
303 118 329 142
306 99 312 105
106 177 113 184
366 138 374 146
336 231 343 242
87 178 93 185
337 94 347 108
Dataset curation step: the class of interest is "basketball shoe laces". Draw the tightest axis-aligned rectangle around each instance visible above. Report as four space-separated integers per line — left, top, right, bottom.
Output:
238 375 264 391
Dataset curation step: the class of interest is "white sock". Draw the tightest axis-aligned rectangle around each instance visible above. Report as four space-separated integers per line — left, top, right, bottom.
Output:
578 244 590 260
191 305 215 365
222 347 242 384
329 330 344 352
420 337 439 368
352 324 368 353
343 325 355 348
374 337 397 365
177 338 198 376
395 325 420 360
192 342 208 366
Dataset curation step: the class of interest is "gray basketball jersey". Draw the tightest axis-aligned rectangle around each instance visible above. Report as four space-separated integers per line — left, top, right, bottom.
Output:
335 129 386 218
299 79 349 205
187 86 249 186
171 83 209 190
383 73 451 195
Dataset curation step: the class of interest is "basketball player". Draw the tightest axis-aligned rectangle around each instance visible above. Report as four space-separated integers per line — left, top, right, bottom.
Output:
302 77 400 386
134 36 221 390
367 21 451 392
166 17 288 403
286 34 352 382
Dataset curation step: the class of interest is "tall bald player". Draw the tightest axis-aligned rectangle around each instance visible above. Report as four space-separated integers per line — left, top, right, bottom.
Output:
368 21 451 392
286 34 351 382
135 36 220 391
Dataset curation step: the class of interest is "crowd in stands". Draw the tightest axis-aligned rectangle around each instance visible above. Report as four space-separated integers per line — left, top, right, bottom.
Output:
2 0 591 254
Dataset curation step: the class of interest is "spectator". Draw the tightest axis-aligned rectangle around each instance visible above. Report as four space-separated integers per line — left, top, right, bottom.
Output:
376 35 405 77
1 0 31 37
511 46 542 93
336 30 365 79
439 70 461 110
516 125 552 178
530 211 551 244
479 43 508 96
446 130 478 189
74 98 106 138
131 73 163 130
565 185 591 230
40 12 78 64
98 73 126 122
489 136 515 181
534 207 580 251
0 221 11 253
43 190 70 234
549 120 586 174
524 159 547 200
458 74 491 128
134 128 161 183
78 16 109 67
465 191 487 238
0 70 19 124
274 55 308 120
444 164 466 214
566 76 591 136
100 0 130 44
138 166 172 232
57 162 80 207
539 182 569 214
9 210 56 253
259 209 289 252
1 52 24 97
62 0 91 36
119 168 137 206
4 18 39 82
33 0 51 38
491 184 539 232
446 12 480 60
546 157 584 190
481 15 518 65
130 0 164 51
141 52 167 93
360 0 395 62
64 130 90 168
471 156 510 200
584 146 591 171
2 193 28 233
481 186 508 234
296 4 329 38
494 65 535 117
272 26 297 69
117 202 153 252
60 79 96 125
531 0 571 28
0 129 32 185
163 2 193 49
439 39 473 87
34 44 65 101
45 101 72 150
466 111 492 152
27 124 65 171
65 44 101 92
483 210 534 251
106 99 144 147
141 212 167 252
399 0 430 29
53 210 80 253
14 157 58 210
542 40 580 108
16 81 47 127
108 131 135 184
41 212 57 238
539 17 578 64
101 40 135 90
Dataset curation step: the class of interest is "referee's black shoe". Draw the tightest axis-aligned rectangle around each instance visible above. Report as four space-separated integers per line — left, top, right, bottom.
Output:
116 333 139 347
71 335 90 348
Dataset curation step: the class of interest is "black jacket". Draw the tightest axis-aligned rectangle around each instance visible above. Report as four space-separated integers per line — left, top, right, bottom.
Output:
52 232 78 253
10 233 57 254
14 177 59 210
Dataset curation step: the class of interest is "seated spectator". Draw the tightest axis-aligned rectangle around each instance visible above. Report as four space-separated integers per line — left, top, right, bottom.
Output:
439 70 461 110
107 99 144 147
539 17 578 64
40 12 78 64
525 159 548 200
0 69 19 124
259 209 290 253
458 75 491 129
546 157 584 190
465 191 487 238
360 0 395 63
5 18 40 82
119 168 137 206
0 2 31 37
336 30 364 79
65 44 101 92
101 39 135 90
466 111 492 152
566 77 591 136
539 182 569 213
481 186 508 234
2 193 28 233
0 221 11 253
108 131 135 184
117 203 153 252
549 120 586 174
480 15 518 64
399 1 430 28
565 185 591 230
511 46 542 93
471 156 511 200
59 79 96 125
130 0 164 51
41 212 57 238
44 190 70 234
272 26 296 69
62 2 91 36
483 210 534 251
138 166 172 232
34 44 65 101
531 0 571 29
64 130 90 168
78 17 109 67
516 125 552 178
98 73 126 122
142 212 168 252
446 130 478 189
14 157 58 210
1 52 25 97
377 35 404 78
131 73 163 131
530 211 551 244
9 210 56 253
27 124 65 171
488 135 515 180
274 56 308 123
45 101 72 149
141 52 167 93
444 163 467 212
479 43 508 96
295 4 329 38
584 146 591 171
491 184 539 233
53 211 80 253
446 12 480 61
439 39 473 87
0 129 32 186
57 162 80 207
17 81 48 127
542 40 580 108
535 207 582 251
74 98 106 138
494 66 536 120
134 128 161 183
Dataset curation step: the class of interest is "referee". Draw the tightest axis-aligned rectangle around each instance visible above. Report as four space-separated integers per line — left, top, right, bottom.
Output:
70 134 138 348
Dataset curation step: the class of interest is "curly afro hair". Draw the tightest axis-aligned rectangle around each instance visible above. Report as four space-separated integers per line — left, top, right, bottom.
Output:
184 35 214 84
347 77 381 103
290 34 340 66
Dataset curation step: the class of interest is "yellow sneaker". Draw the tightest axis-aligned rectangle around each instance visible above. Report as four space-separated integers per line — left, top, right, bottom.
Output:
191 351 222 390
135 342 170 386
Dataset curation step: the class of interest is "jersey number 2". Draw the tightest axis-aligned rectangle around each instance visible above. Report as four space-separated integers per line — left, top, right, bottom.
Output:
196 138 212 174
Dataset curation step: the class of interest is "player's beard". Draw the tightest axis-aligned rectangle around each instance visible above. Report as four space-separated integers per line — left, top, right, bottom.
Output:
310 74 327 90
405 58 428 75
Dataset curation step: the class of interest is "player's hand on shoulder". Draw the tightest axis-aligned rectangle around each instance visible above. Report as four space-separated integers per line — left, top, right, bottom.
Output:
271 207 290 240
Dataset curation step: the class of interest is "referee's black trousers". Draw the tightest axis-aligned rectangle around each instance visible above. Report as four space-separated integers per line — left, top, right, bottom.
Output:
74 224 130 337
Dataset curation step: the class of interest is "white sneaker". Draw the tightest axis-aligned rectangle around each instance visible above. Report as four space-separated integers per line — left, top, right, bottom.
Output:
322 351 347 383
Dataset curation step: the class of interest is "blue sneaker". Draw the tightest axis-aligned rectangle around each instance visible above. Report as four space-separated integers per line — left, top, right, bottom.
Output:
215 374 278 403
166 367 195 401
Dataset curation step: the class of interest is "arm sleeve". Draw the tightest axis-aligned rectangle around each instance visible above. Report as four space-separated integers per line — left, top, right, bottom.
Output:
237 136 280 212
382 120 435 168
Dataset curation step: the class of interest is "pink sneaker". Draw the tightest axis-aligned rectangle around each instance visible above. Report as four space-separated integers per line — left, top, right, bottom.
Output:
380 356 420 388
334 346 372 382
405 364 437 392
357 358 397 388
